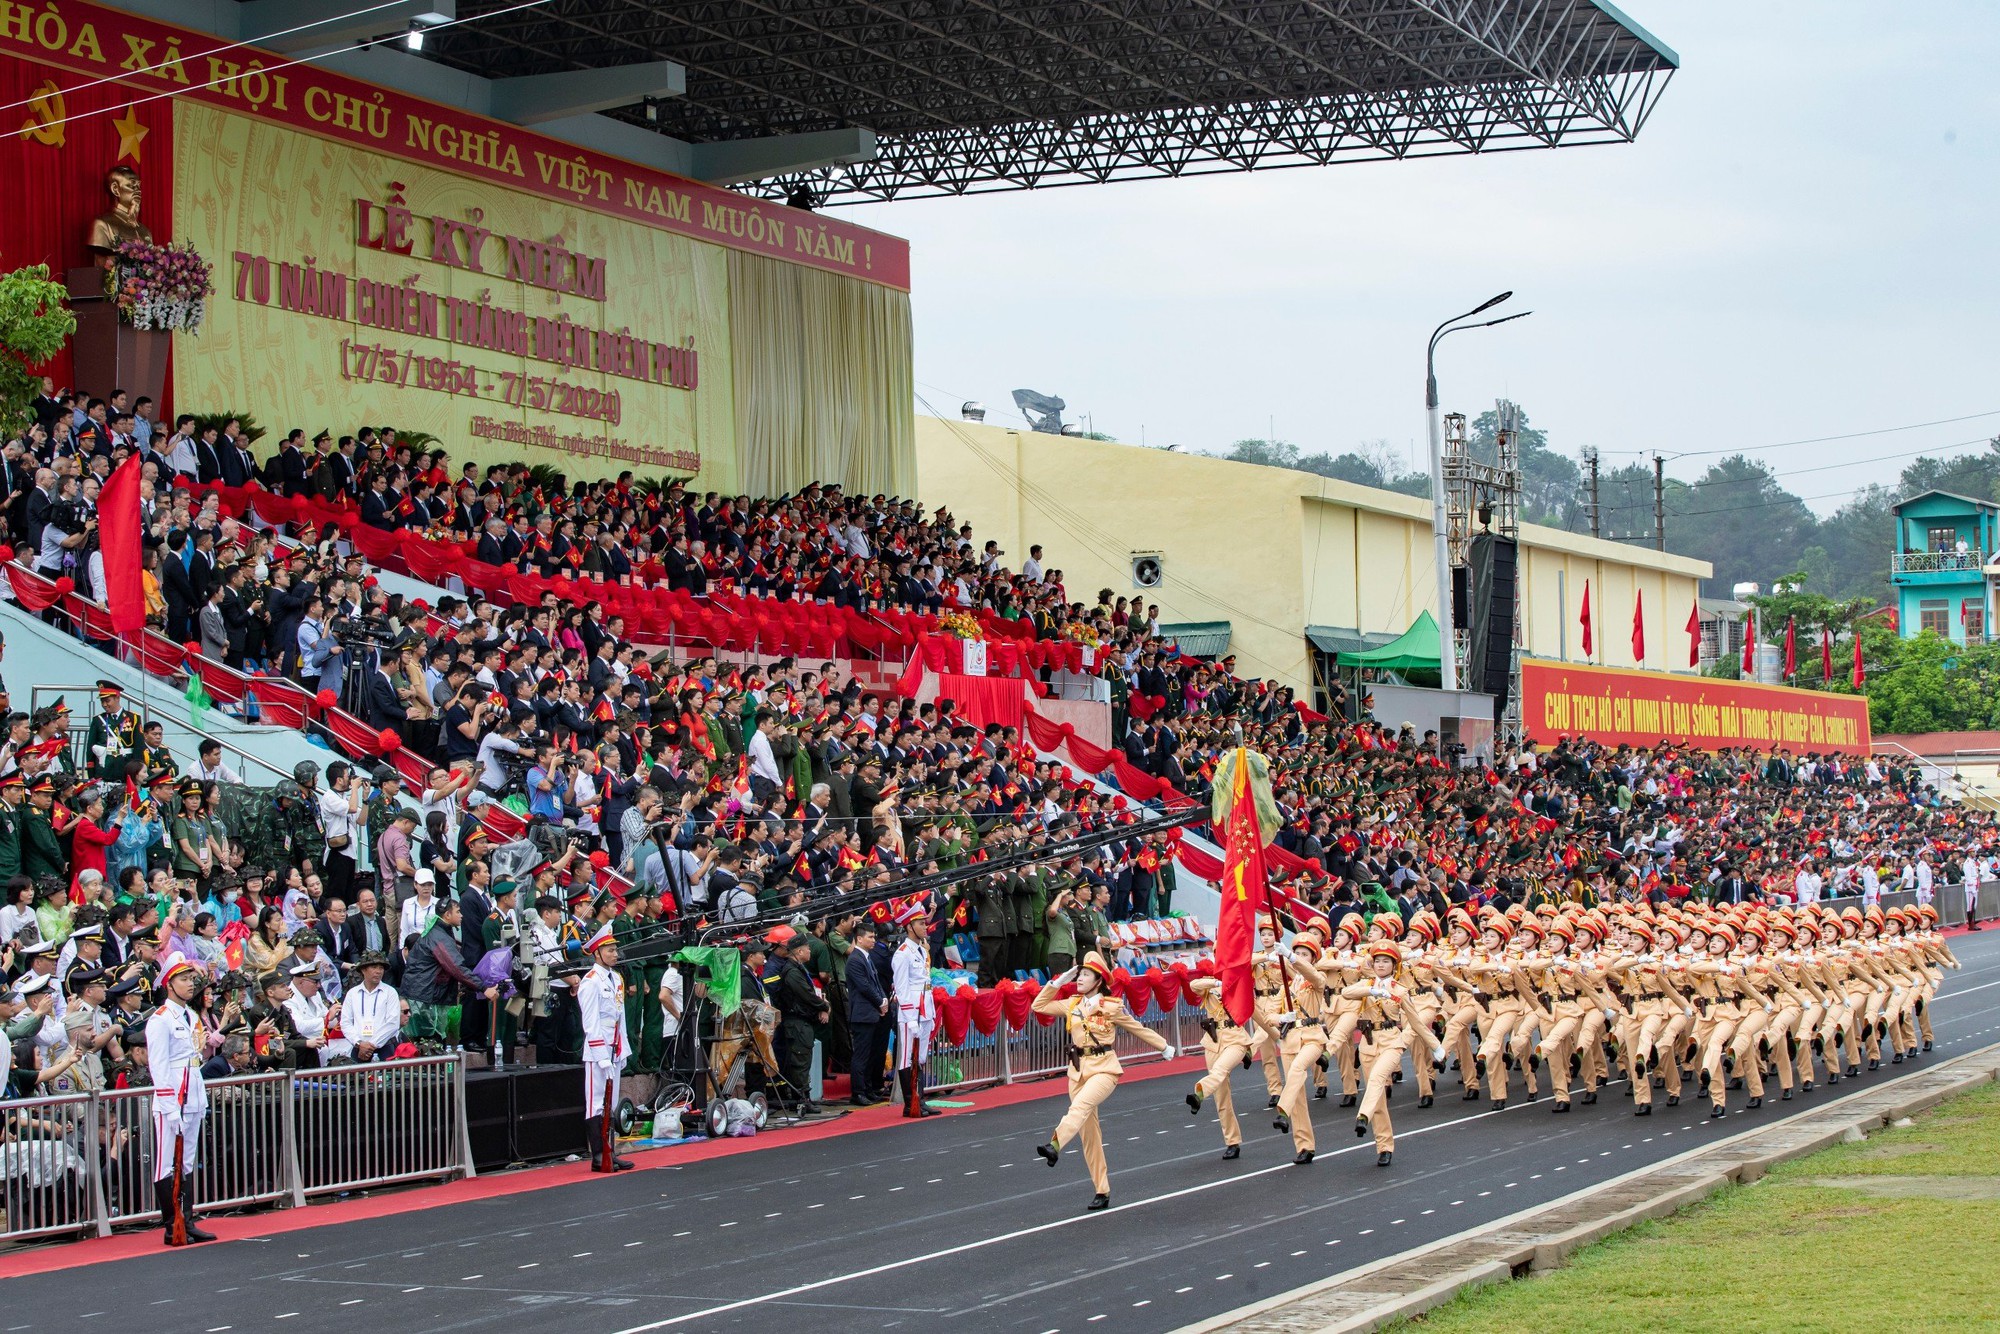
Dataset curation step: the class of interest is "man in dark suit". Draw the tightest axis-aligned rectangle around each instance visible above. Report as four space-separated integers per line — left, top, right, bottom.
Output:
364 658 408 731
218 428 253 486
161 529 196 642
195 424 224 484
278 430 313 497
1711 865 1750 906
186 528 216 610
843 922 888 1105
476 518 510 567
316 898 362 966
359 471 395 529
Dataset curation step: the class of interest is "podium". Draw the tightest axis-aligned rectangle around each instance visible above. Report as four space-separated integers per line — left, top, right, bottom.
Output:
64 267 169 408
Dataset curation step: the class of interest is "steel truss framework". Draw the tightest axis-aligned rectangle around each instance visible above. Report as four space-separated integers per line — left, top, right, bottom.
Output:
429 0 1676 203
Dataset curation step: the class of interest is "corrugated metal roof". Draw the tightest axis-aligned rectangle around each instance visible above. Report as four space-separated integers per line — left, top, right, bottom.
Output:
1158 621 1232 658
1305 626 1400 655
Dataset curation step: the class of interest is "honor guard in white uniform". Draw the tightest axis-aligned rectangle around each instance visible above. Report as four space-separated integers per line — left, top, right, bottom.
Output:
579 926 634 1172
339 952 402 1061
146 955 216 1245
890 902 938 1118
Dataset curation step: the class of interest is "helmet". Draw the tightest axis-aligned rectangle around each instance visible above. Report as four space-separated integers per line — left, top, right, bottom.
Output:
292 760 321 789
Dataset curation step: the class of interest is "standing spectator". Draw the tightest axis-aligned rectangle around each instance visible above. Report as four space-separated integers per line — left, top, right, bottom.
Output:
318 762 363 907
843 921 888 1105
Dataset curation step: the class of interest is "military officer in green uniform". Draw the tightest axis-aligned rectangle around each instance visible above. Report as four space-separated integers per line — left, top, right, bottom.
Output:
21 773 65 881
1023 861 1053 976
121 719 173 785
973 869 1010 988
86 681 142 781
0 766 24 881
614 890 664 1072
36 700 77 777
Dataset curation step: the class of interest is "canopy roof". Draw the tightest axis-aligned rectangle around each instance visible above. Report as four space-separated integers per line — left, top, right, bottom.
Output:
1334 611 1441 671
427 0 1678 203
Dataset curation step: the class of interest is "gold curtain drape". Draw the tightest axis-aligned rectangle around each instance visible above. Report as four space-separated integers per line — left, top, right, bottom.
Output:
727 248 914 498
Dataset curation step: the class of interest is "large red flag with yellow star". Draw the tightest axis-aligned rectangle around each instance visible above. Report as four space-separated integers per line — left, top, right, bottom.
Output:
1212 747 1278 1025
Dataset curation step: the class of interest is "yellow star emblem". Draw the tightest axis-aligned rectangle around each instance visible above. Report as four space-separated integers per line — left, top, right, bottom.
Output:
112 103 146 162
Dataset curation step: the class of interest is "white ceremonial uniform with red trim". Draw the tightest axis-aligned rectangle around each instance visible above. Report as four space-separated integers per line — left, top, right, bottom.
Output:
145 998 207 1180
578 960 630 1117
891 936 934 1070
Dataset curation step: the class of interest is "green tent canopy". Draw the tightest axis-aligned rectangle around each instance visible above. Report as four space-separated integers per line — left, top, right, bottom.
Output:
1333 610 1441 671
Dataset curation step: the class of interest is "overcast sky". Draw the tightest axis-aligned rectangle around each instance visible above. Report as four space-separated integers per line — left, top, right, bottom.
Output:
842 1 1999 512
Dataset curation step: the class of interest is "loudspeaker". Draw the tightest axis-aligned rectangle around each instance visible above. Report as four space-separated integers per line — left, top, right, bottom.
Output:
1468 534 1518 715
465 1066 587 1170
1451 565 1469 629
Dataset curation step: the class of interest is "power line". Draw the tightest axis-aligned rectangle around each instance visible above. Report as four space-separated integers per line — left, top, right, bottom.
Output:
1664 408 2000 460
0 0 419 112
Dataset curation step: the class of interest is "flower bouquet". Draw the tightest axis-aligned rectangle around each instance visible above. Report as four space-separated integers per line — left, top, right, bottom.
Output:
937 610 982 640
109 239 216 334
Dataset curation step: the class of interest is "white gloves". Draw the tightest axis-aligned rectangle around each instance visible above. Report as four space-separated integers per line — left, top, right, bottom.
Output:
1160 1044 1176 1060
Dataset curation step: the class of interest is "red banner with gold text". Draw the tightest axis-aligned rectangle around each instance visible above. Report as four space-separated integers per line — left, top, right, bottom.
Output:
0 0 905 289
1519 658 1871 757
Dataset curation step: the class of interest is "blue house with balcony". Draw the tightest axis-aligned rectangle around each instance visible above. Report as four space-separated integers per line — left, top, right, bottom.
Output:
1891 490 1998 644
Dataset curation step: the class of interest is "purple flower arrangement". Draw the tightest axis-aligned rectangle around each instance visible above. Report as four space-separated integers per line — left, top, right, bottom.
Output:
110 239 216 334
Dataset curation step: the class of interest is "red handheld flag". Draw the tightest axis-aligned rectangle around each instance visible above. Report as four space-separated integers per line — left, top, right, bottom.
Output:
1630 589 1645 663
1783 616 1796 679
98 455 145 635
1685 602 1700 668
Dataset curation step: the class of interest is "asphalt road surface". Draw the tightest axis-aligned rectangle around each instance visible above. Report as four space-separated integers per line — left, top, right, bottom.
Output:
18 928 2000 1334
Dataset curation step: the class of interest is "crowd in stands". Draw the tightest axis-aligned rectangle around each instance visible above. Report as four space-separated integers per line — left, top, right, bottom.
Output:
2 382 1996 1158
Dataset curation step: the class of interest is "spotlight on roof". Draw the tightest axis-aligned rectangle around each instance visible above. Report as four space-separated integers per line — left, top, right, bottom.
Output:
960 401 986 422
1059 424 1084 437
404 20 426 50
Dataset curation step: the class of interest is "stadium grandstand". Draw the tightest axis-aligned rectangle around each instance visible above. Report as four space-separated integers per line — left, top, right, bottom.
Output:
5 7 1994 1334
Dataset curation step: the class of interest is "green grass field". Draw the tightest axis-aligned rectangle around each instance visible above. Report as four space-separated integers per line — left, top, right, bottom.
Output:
1397 1082 2000 1334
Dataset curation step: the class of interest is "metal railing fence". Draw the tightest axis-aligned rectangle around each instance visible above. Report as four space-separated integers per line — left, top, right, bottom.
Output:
922 998 1196 1096
0 1055 471 1245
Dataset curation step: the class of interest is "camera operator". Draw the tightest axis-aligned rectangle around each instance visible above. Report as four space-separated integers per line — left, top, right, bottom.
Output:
295 594 347 700
525 745 570 823
34 475 93 578
477 705 533 796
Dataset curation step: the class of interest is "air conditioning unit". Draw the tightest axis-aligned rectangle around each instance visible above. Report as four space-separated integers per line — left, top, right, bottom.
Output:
1131 552 1163 590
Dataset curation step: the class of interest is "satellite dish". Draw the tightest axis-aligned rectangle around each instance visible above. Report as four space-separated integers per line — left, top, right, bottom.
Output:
1012 389 1067 435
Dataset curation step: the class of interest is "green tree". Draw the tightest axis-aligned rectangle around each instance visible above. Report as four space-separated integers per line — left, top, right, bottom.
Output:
1741 570 1875 690
0 265 74 428
1468 407 1582 527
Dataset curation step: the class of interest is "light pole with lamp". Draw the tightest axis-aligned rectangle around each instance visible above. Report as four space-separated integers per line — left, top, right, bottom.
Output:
1425 293 1531 692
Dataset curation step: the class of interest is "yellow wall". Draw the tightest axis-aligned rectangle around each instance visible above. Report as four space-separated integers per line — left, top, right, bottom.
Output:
914 416 1711 693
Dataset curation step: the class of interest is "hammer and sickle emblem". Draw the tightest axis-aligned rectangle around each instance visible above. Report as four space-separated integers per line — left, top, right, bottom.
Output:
19 80 65 147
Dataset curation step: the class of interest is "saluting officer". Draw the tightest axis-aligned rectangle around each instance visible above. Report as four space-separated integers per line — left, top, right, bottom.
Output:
147 955 216 1244
579 925 634 1172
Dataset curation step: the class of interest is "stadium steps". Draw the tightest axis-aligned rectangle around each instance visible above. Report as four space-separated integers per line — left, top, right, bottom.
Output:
0 598 337 787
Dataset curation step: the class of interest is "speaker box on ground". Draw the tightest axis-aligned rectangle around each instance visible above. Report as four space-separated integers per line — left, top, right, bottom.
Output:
466 1066 587 1170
